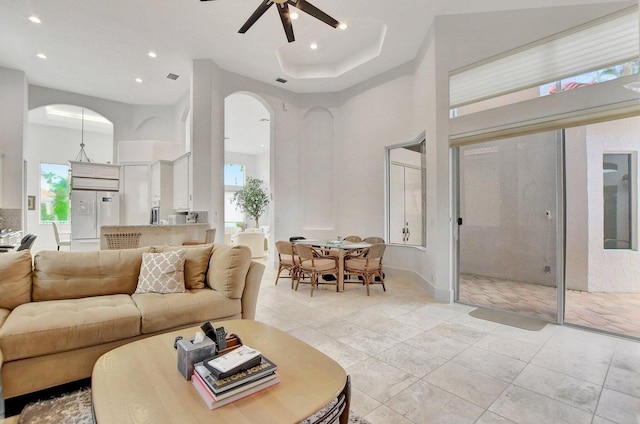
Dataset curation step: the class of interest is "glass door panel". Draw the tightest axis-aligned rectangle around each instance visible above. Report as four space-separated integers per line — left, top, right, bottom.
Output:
457 131 561 322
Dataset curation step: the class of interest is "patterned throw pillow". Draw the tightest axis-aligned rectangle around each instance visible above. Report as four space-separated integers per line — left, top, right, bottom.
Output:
135 249 186 294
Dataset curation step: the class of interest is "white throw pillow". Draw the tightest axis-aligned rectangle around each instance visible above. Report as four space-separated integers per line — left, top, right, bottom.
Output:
135 249 186 294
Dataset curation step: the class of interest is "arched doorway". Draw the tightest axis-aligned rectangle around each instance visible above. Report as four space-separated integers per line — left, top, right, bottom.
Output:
223 92 273 258
26 104 114 251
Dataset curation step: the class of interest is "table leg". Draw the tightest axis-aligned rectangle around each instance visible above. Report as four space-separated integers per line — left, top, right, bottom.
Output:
338 249 344 292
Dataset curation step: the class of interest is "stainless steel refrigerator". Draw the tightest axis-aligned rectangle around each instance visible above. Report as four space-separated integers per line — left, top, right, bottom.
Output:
71 191 120 250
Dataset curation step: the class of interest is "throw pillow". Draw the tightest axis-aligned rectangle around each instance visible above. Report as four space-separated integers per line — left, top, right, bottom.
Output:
207 244 251 299
155 244 214 290
135 249 186 294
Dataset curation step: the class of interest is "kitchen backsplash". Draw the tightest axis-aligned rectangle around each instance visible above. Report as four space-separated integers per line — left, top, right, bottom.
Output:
0 208 21 231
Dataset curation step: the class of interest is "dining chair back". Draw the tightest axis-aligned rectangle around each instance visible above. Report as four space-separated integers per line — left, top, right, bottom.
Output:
363 236 384 244
344 243 387 296
342 235 362 242
275 241 298 288
52 222 71 251
294 243 339 297
17 234 37 251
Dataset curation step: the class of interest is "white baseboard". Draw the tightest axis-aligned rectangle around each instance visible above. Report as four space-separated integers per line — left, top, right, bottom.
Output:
385 267 452 303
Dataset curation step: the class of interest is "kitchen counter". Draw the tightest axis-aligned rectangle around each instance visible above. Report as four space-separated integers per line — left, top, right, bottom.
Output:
99 224 210 249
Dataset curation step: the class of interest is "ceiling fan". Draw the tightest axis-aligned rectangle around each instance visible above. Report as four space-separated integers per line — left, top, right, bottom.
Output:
201 0 340 43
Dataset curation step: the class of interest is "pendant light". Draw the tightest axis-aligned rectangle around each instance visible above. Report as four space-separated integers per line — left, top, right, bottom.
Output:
74 108 92 162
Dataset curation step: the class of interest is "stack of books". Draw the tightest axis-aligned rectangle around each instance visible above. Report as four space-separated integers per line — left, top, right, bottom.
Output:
191 345 279 410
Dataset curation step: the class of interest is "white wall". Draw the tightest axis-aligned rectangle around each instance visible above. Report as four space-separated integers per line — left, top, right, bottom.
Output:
0 66 27 209
29 85 184 164
24 121 113 251
586 117 640 292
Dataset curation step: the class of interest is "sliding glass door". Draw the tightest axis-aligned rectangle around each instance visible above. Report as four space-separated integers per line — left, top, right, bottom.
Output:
456 131 563 322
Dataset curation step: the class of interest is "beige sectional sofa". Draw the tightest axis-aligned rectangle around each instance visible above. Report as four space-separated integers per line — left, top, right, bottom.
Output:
0 243 264 401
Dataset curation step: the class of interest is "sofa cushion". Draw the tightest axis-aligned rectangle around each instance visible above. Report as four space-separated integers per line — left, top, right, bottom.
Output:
155 244 213 289
131 289 241 334
135 249 186 294
33 247 152 301
0 308 10 328
0 295 141 361
0 250 32 309
207 244 251 299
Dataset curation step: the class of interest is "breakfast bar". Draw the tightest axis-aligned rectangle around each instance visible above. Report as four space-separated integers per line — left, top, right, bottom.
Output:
100 224 210 249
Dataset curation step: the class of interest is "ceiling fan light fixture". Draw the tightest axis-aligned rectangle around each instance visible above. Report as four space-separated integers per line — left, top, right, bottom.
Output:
290 11 299 19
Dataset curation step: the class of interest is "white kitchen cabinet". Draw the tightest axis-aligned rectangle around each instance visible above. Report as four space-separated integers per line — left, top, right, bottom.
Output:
70 161 120 180
173 153 190 211
70 161 120 191
150 160 174 220
122 164 150 225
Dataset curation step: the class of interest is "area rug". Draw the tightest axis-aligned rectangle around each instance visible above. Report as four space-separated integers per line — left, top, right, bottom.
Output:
16 388 371 424
469 307 548 331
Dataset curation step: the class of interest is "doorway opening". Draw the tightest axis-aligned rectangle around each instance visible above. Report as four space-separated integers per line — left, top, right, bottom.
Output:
223 92 273 258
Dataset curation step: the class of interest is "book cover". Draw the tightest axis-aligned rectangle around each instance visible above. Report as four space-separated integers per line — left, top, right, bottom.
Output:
193 370 279 401
195 355 277 394
191 372 281 410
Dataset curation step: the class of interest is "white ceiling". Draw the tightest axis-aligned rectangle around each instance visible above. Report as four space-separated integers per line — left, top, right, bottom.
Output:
0 0 630 107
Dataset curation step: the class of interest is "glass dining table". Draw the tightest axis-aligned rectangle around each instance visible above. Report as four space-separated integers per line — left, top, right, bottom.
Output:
294 239 371 291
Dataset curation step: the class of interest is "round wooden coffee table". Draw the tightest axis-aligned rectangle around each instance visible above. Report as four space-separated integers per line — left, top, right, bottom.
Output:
92 319 347 423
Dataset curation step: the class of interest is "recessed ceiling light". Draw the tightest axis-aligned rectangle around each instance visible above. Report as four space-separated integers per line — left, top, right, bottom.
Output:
290 12 299 20
338 22 347 30
148 51 157 58
28 16 41 24
310 43 318 50
135 78 143 83
260 144 265 148
36 53 47 59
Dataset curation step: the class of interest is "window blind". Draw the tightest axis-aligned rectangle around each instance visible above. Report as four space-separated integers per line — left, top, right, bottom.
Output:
449 7 639 108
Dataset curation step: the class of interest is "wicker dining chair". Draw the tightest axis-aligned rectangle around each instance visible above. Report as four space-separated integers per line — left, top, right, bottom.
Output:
275 240 299 288
344 243 387 296
342 235 362 242
294 243 339 297
363 236 384 244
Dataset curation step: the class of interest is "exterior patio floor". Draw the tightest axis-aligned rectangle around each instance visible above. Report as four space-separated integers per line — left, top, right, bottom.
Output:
460 273 640 340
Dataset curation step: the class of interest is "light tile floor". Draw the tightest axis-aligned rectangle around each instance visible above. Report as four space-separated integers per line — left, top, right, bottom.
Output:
258 262 640 424
460 273 640 339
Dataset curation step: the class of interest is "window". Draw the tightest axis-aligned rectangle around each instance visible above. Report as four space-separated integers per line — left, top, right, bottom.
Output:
40 163 70 224
224 163 245 187
224 163 246 227
603 153 634 249
449 7 639 116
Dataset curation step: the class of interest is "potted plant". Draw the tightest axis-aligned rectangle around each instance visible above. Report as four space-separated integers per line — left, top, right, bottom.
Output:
233 177 270 228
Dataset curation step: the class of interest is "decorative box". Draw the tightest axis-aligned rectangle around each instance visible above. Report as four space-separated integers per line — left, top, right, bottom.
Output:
177 336 217 380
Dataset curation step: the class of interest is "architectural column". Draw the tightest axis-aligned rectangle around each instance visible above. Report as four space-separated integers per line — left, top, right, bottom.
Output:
190 60 224 239
0 66 27 209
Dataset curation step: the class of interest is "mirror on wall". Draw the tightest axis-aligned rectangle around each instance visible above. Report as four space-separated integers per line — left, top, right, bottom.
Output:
385 134 426 247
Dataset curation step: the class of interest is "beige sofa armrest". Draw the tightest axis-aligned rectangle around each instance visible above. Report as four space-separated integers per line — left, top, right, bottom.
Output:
241 261 264 320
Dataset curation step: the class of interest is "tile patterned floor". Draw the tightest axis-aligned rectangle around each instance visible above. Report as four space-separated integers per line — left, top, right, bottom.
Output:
459 273 640 339
257 263 640 424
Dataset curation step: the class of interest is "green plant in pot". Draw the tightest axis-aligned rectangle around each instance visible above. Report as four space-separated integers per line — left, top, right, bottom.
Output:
233 177 270 228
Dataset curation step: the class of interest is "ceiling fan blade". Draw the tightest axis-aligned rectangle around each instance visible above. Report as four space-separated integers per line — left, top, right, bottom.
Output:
239 0 273 34
291 0 339 28
278 3 295 42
